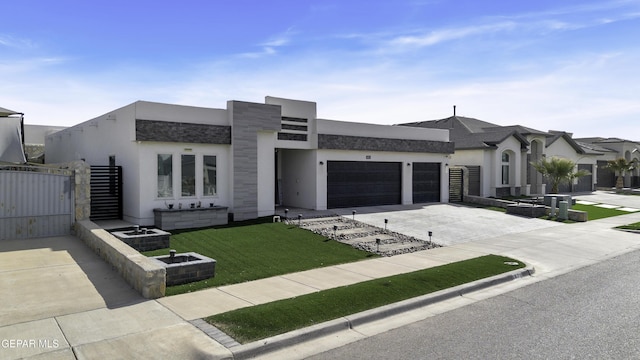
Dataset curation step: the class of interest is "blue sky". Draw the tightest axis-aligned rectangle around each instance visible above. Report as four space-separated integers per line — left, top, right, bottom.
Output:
1 0 639 138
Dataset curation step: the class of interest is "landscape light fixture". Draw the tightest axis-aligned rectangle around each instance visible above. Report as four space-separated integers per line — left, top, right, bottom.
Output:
333 225 338 238
352 210 356 220
428 231 433 241
384 218 388 231
297 214 302 226
284 208 289 219
376 238 381 252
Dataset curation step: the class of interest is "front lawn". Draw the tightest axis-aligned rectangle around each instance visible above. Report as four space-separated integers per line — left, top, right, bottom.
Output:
207 254 524 343
571 203 630 220
143 219 376 295
616 221 640 231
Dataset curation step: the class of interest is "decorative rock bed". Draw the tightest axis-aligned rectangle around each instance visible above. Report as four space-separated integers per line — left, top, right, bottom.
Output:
285 216 440 257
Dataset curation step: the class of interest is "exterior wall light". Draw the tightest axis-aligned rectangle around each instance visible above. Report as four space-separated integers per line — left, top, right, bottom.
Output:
319 161 324 165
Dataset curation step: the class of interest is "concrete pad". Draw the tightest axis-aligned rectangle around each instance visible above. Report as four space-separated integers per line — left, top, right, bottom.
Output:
334 259 416 278
56 301 183 346
157 288 254 320
618 207 640 212
22 348 77 360
418 246 487 263
0 247 77 272
376 252 448 270
0 318 69 360
0 264 107 326
576 200 598 205
218 277 318 305
454 241 515 254
282 266 373 290
72 323 232 360
594 203 621 209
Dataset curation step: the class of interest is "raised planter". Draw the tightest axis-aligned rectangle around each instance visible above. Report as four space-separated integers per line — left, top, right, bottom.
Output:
153 206 228 230
506 204 547 218
110 226 171 252
151 251 216 286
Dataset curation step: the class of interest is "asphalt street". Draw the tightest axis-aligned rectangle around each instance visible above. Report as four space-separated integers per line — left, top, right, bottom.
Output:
309 246 640 359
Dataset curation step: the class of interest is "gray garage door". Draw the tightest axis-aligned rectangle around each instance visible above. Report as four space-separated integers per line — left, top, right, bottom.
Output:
412 162 440 203
327 161 401 208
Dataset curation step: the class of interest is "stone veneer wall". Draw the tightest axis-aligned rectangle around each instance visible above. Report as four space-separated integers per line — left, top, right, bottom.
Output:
135 119 231 144
68 160 91 221
318 134 455 154
229 101 282 221
75 220 166 298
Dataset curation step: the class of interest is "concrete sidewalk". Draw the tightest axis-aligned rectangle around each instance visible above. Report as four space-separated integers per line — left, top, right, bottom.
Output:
2 191 640 359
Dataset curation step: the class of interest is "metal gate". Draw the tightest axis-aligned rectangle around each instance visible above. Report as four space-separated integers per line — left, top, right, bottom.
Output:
90 166 123 220
0 168 74 240
466 166 481 196
449 167 463 202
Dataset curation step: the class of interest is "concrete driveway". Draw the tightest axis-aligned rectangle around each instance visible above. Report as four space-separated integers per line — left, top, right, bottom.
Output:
334 203 564 246
0 235 231 360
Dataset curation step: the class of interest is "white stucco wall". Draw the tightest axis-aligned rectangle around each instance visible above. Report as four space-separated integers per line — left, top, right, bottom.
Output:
134 101 229 126
280 149 318 209
494 137 522 196
135 143 231 225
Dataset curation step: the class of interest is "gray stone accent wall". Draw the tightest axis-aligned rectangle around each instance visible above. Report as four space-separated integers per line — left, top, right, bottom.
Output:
136 119 231 144
318 134 455 154
68 160 91 221
229 101 281 221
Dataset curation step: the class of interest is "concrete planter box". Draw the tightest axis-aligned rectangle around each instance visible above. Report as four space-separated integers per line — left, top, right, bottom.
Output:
111 227 171 252
152 252 216 286
506 204 547 218
153 206 228 230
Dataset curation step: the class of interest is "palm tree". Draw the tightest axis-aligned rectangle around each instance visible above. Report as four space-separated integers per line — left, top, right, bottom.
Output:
531 156 591 194
605 158 636 189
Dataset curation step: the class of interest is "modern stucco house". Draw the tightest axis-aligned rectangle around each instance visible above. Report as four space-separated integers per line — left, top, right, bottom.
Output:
575 137 640 188
400 115 601 197
46 96 454 226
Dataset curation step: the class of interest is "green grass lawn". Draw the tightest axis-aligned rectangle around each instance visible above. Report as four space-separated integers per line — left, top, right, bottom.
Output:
143 219 376 295
616 221 640 230
571 203 630 220
206 254 524 344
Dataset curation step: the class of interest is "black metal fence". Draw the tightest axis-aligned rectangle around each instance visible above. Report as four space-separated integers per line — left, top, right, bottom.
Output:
90 165 123 220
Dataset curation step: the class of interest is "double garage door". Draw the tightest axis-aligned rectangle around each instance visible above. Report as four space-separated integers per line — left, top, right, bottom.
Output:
327 161 440 208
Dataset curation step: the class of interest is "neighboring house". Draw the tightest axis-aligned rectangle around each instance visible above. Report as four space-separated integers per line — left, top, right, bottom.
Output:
0 106 26 164
46 96 454 226
23 124 66 163
574 137 640 188
400 115 600 197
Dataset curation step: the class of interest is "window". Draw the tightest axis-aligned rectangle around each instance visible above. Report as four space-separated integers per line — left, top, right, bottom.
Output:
157 154 173 198
501 152 510 185
203 155 217 196
181 154 196 196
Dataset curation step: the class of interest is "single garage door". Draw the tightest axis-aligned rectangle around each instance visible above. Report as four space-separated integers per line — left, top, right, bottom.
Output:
413 162 441 203
327 161 401 208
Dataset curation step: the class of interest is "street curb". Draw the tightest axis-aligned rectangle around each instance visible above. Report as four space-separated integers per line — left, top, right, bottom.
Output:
230 264 535 359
